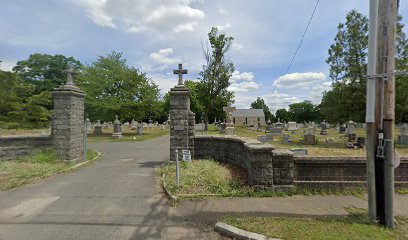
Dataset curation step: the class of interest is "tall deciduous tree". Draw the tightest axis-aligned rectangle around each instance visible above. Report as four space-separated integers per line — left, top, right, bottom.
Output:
77 51 163 122
322 10 368 123
13 53 82 94
396 16 408 123
275 108 290 122
250 97 275 122
288 100 320 123
197 27 235 129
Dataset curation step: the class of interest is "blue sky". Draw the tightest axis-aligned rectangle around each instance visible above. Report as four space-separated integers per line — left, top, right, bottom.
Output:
1 0 408 112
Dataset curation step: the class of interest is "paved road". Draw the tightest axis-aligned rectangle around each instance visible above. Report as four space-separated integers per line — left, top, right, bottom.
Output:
0 136 220 240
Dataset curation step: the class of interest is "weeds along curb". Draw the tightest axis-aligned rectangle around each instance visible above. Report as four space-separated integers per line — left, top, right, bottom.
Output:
162 173 178 201
214 222 281 240
70 151 101 170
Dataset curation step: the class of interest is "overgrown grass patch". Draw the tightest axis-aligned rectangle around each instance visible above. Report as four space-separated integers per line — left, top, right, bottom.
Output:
0 148 99 191
222 208 408 240
156 159 249 197
156 160 370 200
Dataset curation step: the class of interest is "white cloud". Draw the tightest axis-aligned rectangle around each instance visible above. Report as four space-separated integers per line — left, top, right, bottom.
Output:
216 22 231 31
71 0 205 33
265 91 301 113
218 7 229 16
149 48 179 65
276 72 326 89
230 70 254 82
0 60 16 71
228 81 259 92
308 81 332 103
232 43 243 50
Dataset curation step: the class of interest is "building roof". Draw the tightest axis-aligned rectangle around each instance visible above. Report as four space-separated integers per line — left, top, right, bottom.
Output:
232 109 265 118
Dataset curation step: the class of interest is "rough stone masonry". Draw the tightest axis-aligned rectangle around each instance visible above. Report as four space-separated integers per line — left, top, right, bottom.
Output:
52 73 86 162
169 63 195 161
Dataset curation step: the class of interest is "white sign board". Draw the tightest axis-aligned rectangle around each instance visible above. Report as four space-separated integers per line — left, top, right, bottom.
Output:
182 150 191 161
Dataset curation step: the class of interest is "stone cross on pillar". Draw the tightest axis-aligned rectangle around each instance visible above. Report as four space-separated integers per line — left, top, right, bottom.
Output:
173 63 188 85
62 65 78 86
223 102 236 125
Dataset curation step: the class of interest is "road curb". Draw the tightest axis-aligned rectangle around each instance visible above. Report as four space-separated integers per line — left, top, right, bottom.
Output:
70 151 101 170
214 222 281 240
162 174 178 201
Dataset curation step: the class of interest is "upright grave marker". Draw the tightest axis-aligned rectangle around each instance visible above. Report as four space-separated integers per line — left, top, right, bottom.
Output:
169 63 195 161
223 102 236 135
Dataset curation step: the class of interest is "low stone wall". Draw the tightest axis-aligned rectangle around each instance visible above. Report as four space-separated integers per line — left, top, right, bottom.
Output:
194 135 294 190
294 156 408 189
194 135 408 191
0 135 52 160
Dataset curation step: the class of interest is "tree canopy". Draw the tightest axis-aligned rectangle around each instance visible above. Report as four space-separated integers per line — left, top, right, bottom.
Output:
76 51 165 122
250 97 275 122
197 27 235 127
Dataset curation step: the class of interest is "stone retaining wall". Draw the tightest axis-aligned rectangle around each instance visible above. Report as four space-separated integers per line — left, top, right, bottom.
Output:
294 156 408 189
194 135 294 190
194 135 408 190
0 135 52 160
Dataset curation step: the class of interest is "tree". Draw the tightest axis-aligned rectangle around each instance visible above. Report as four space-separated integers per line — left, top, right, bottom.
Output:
288 100 320 123
13 53 82 94
322 10 368 123
250 97 275 122
76 51 162 122
0 70 51 128
275 108 290 122
395 16 408 123
197 27 235 129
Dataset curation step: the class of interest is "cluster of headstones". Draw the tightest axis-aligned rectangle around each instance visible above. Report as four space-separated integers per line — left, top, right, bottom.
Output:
86 115 170 138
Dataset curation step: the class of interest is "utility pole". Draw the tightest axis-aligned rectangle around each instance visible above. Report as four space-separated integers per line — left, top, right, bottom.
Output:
366 0 378 223
366 0 397 228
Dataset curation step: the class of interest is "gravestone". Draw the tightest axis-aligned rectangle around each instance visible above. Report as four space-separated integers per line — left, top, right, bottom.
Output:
346 121 356 141
287 122 297 132
304 127 316 145
86 118 92 131
93 120 103 135
258 133 273 143
130 119 137 130
169 63 195 161
136 123 144 135
270 127 283 136
276 121 283 129
265 120 273 133
290 148 308 155
52 65 85 161
297 123 304 128
320 120 328 135
111 115 123 138
357 137 366 147
223 102 236 135
339 124 346 133
283 134 290 144
398 124 408 145
220 122 226 133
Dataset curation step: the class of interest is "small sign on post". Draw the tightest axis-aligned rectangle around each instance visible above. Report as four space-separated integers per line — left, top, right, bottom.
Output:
182 150 191 162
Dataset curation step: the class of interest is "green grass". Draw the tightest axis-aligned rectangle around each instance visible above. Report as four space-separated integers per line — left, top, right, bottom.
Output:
0 148 99 191
87 127 169 142
397 189 408 194
222 208 408 240
156 159 368 200
206 125 408 157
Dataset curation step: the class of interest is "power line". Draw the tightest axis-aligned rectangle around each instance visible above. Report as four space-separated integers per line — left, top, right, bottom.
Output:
271 0 320 94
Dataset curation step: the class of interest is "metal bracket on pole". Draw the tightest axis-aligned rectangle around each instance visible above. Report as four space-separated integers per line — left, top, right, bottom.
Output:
366 71 408 81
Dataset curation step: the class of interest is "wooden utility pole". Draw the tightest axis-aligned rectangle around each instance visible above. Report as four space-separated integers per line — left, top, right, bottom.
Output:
367 0 397 228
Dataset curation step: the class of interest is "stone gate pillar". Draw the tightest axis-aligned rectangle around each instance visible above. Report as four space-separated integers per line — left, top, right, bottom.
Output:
52 83 86 162
169 85 195 161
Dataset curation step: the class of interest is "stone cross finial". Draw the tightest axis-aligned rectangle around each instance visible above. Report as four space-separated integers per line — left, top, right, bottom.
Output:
223 102 236 124
62 65 78 86
173 63 188 85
